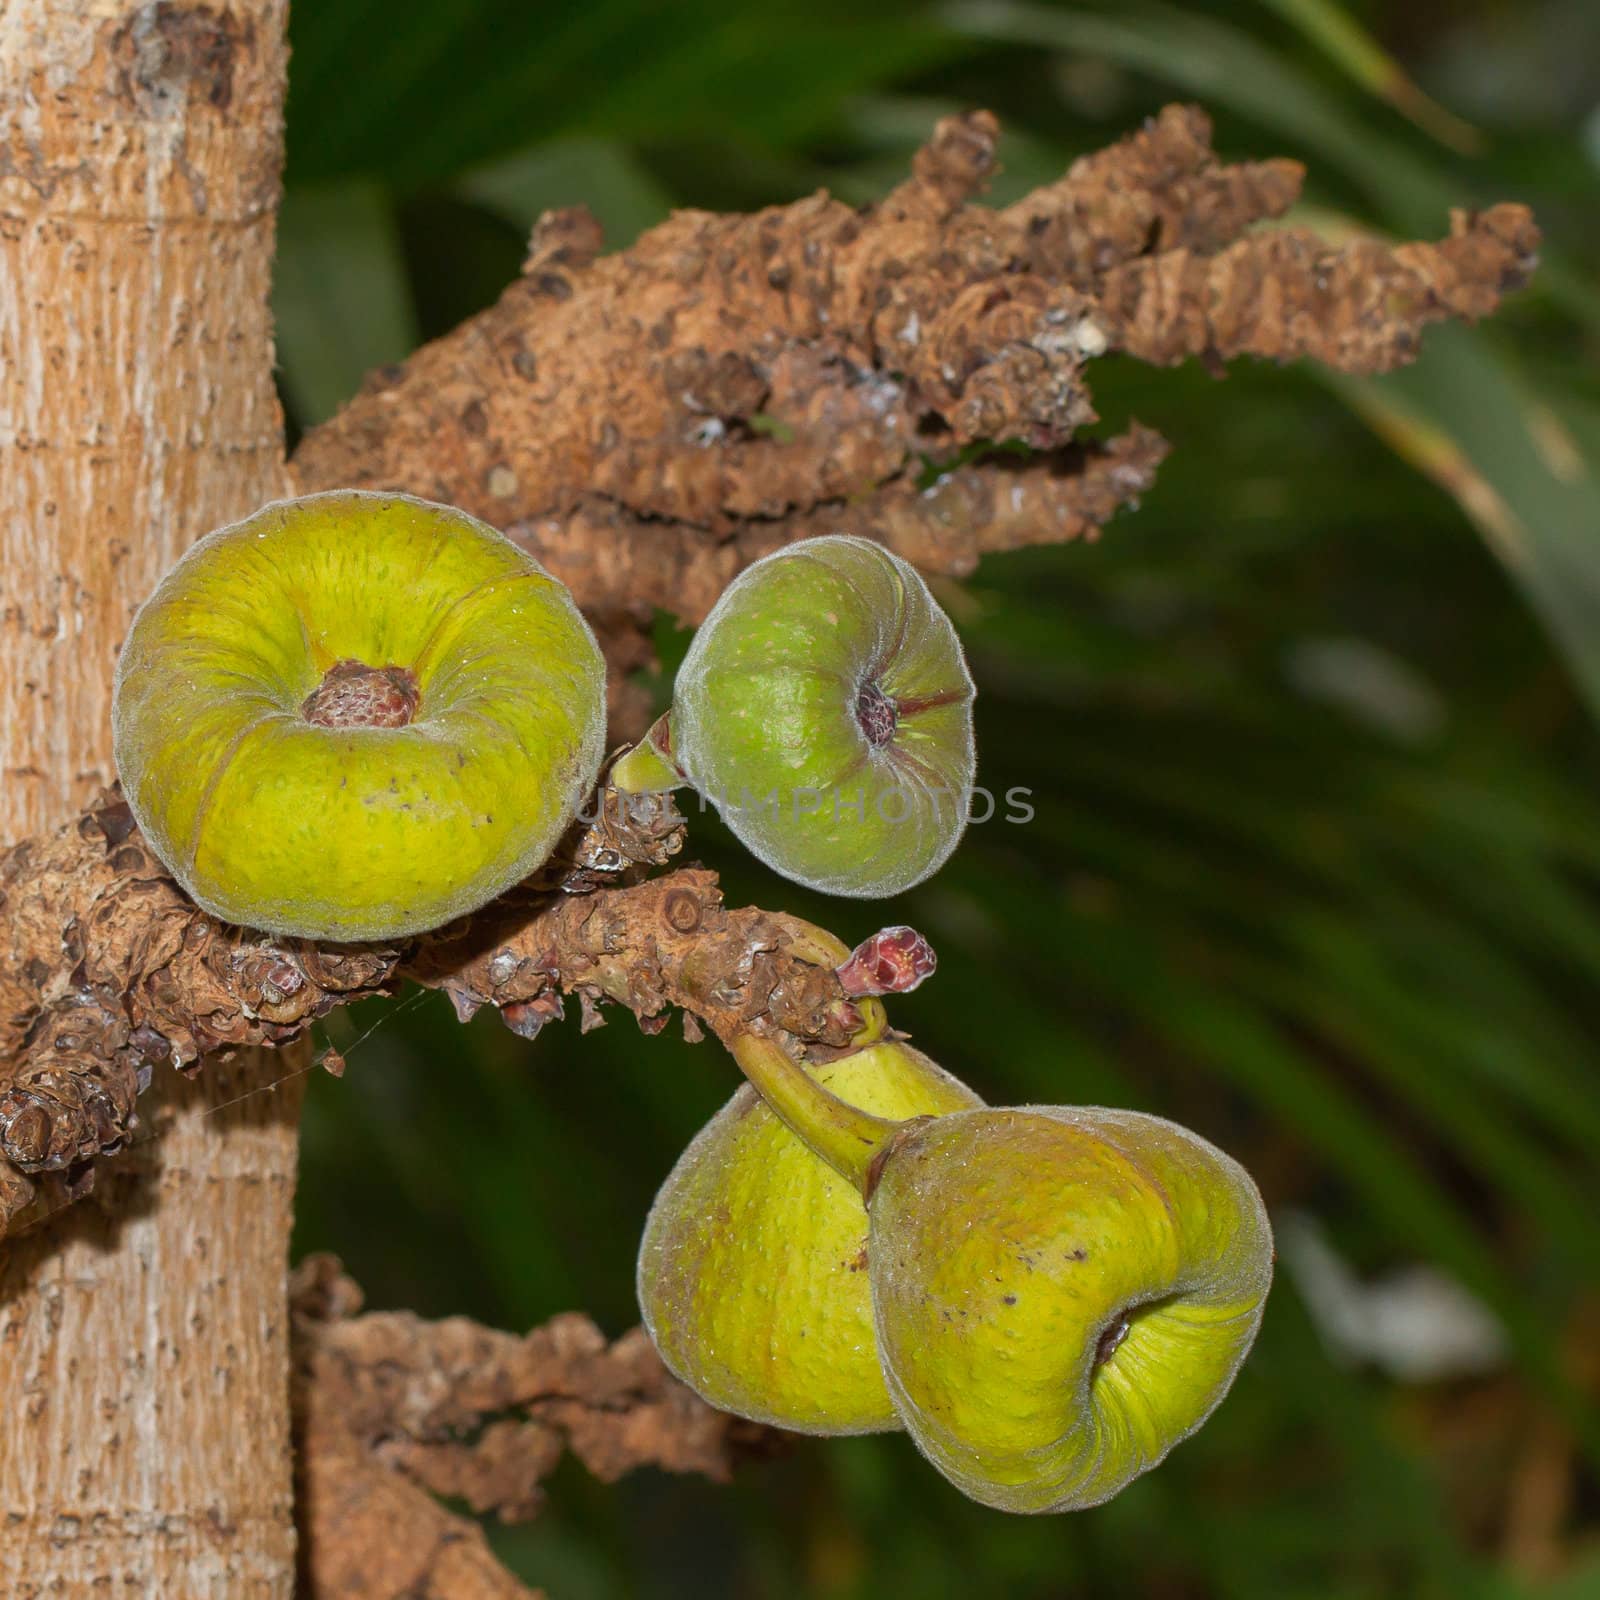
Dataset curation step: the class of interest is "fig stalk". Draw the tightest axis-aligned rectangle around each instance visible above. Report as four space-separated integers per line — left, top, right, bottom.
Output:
610 713 681 794
727 1030 903 1193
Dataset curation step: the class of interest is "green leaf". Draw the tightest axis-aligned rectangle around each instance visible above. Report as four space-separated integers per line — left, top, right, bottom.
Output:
1330 326 1600 726
1252 0 1483 152
288 0 956 188
459 136 673 250
273 181 419 428
944 0 1461 232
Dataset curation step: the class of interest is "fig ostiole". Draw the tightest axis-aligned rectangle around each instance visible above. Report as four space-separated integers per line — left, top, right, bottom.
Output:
113 489 607 941
652 1024 1272 1514
637 1039 984 1434
612 535 976 898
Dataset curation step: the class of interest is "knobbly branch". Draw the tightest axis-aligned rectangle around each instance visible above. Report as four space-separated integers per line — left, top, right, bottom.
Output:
292 1256 779 1600
1097 203 1538 372
0 784 875 1235
290 103 1534 737
495 423 1170 638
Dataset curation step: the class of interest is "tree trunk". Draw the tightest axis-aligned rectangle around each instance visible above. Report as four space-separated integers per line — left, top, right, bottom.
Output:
0 3 302 1594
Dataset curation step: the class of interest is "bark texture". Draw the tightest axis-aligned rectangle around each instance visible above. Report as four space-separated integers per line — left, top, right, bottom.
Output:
0 785 883 1235
291 104 1535 736
0 2 300 1594
291 1257 777 1600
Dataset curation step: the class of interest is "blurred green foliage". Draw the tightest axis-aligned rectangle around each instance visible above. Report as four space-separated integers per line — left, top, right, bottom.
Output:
279 1 1600 1594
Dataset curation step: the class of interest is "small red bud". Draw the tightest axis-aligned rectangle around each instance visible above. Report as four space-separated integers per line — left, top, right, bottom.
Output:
836 926 937 997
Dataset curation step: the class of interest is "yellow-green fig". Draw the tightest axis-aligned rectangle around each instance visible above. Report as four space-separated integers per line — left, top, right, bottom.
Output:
638 1041 982 1433
866 1106 1273 1512
615 535 975 898
113 490 606 940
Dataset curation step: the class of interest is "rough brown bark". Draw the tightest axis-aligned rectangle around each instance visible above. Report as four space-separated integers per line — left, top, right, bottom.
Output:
289 104 1534 735
1097 203 1540 372
0 2 301 1594
291 1256 778 1600
0 786 880 1234
507 422 1170 638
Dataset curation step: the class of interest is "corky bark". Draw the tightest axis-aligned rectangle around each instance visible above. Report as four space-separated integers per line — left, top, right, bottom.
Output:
0 2 301 1594
291 1256 779 1600
0 785 881 1235
290 103 1535 733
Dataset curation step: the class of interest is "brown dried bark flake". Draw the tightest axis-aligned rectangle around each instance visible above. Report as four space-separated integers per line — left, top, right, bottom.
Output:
320 1315 770 1498
1098 202 1540 371
292 1257 778 1600
513 422 1169 625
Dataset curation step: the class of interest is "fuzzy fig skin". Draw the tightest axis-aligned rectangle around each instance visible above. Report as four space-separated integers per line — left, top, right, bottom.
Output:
671 535 975 898
638 1042 982 1433
113 490 606 940
868 1107 1273 1513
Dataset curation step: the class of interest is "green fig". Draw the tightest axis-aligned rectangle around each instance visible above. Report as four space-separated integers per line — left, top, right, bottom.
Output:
614 535 975 897
638 1041 982 1433
866 1106 1273 1512
113 490 606 940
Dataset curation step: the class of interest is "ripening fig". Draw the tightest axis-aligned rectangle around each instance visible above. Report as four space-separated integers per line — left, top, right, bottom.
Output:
613 535 975 897
113 490 606 940
638 1041 982 1433
866 1106 1273 1513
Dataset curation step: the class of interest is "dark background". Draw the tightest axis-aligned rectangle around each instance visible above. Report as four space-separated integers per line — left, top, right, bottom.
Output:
277 1 1600 1594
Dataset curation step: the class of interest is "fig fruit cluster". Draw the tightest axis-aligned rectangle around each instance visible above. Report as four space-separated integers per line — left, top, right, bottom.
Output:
115 493 1273 1515
639 1036 1273 1514
116 512 974 940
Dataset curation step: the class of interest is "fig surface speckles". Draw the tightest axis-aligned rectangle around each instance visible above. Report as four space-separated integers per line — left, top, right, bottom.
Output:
867 1105 1273 1513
